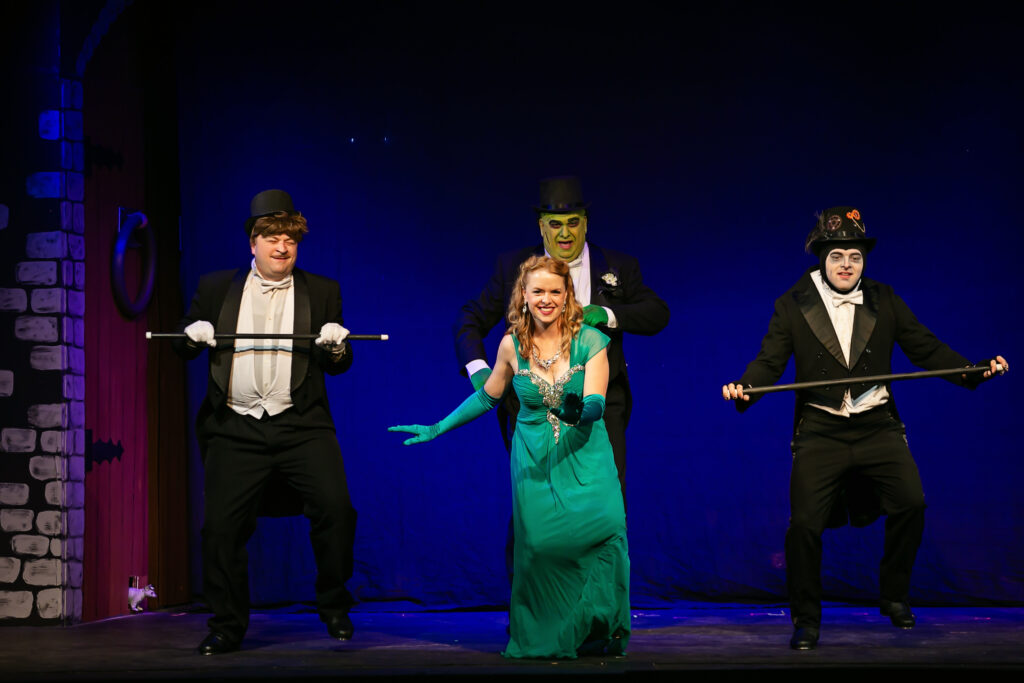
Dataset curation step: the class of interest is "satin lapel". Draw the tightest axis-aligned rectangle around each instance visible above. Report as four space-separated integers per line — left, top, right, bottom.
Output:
212 269 247 393
796 274 848 369
848 279 878 369
291 269 311 393
587 244 611 306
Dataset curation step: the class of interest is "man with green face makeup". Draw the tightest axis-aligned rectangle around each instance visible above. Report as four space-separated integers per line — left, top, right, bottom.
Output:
455 176 670 503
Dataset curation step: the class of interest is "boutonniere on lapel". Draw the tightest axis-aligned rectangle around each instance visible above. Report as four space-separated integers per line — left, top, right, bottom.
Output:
597 269 622 299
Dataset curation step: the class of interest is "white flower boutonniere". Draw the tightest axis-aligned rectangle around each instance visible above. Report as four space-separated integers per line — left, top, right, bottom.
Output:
597 269 623 300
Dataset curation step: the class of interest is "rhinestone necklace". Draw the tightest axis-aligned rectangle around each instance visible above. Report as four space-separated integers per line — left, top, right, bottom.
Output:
532 346 561 371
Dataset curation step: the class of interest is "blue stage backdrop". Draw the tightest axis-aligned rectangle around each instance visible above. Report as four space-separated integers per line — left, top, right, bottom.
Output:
171 4 1021 608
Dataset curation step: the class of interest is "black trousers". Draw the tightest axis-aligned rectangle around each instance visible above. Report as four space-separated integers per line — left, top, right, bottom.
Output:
200 404 356 643
786 406 926 628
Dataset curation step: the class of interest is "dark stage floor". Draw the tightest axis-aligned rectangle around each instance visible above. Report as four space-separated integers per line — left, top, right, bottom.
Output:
3 603 1023 681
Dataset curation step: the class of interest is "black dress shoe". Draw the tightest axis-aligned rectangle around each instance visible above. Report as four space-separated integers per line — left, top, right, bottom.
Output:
326 613 354 640
880 600 916 628
789 626 819 650
197 632 239 655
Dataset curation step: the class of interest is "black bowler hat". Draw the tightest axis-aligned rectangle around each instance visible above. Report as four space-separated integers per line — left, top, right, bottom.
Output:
804 205 877 255
534 176 590 214
245 189 296 237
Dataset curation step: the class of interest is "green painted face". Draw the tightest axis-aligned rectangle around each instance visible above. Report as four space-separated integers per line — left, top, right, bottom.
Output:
539 212 587 262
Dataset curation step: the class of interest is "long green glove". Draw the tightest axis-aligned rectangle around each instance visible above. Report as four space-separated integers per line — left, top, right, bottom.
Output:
470 367 491 391
582 305 609 327
389 387 500 445
549 392 605 426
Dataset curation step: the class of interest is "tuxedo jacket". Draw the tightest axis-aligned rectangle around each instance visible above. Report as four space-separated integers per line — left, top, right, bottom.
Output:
454 243 670 415
174 267 353 444
737 267 978 527
738 267 975 424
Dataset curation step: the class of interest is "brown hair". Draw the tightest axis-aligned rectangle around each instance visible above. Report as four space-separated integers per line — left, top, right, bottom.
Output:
250 211 309 243
506 256 583 361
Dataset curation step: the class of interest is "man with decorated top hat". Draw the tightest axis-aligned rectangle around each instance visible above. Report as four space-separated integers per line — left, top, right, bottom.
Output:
722 206 1008 650
174 189 359 654
455 176 670 504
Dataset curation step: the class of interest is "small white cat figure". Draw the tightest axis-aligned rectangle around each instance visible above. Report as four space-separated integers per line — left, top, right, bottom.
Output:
128 584 157 612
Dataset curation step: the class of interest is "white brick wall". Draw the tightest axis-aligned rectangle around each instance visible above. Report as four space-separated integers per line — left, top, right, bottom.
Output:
1 429 37 453
0 591 34 619
29 455 60 480
0 484 30 505
12 535 51 556
30 345 67 371
31 288 66 314
1 74 87 625
1 510 35 532
40 431 63 453
0 288 28 311
22 559 62 586
36 511 63 536
0 558 22 583
36 587 63 619
15 316 59 342
25 232 68 259
28 404 67 429
16 261 58 285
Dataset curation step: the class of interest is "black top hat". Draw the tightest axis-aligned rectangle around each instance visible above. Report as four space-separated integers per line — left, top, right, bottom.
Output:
245 189 296 236
804 205 876 255
534 176 590 214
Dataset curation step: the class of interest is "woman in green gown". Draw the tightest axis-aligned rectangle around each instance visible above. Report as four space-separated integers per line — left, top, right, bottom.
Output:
390 256 630 659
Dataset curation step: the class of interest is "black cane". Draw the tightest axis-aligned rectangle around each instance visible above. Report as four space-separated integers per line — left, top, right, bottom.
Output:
740 365 1005 396
146 332 389 341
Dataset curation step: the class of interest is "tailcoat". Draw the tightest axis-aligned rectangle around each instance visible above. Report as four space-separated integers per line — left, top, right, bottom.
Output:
737 267 977 527
174 266 356 642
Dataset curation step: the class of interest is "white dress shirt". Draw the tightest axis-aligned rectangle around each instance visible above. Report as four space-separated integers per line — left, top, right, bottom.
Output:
807 269 889 417
227 264 295 418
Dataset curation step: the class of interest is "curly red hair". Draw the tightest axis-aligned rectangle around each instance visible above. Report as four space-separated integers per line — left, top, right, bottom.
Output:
506 256 583 361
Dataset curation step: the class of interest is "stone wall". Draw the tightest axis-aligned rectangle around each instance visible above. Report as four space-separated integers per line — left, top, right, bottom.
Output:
0 66 86 624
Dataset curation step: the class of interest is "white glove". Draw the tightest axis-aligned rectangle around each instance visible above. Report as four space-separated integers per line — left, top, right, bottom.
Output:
184 320 216 347
315 322 349 351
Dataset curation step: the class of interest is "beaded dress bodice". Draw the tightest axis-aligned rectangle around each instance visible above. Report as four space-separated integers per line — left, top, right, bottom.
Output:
515 363 584 444
511 334 589 444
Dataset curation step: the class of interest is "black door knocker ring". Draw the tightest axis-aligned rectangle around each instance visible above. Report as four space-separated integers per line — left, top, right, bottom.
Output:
111 210 155 318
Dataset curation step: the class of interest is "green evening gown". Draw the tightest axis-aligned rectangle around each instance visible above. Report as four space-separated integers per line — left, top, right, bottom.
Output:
502 325 631 659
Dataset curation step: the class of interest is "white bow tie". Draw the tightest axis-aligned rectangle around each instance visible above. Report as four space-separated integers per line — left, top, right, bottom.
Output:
830 290 863 307
252 269 292 294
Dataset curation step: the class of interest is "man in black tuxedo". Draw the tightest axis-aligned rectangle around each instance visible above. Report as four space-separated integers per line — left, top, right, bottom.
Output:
723 206 1008 650
174 189 358 655
455 176 670 502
